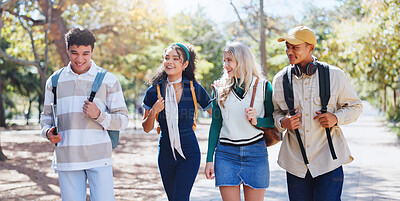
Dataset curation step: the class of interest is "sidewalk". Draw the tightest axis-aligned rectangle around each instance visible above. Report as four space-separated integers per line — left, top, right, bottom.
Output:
160 101 400 200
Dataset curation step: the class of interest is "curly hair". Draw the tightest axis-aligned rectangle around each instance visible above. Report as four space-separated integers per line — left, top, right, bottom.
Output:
65 28 96 50
150 43 197 85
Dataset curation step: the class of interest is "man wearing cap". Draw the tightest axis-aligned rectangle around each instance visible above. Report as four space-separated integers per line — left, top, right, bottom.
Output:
272 26 363 200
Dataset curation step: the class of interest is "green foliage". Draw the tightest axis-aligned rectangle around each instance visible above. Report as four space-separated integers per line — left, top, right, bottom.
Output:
386 104 400 122
168 7 226 93
316 0 400 121
2 0 400 124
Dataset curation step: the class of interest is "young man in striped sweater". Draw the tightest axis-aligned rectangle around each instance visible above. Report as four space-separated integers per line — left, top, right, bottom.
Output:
40 28 128 201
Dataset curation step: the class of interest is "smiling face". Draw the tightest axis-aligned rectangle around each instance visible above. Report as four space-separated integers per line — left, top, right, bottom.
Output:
285 42 314 67
67 44 93 74
223 51 238 78
163 48 188 81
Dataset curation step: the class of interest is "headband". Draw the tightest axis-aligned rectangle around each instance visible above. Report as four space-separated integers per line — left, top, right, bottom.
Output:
174 43 190 62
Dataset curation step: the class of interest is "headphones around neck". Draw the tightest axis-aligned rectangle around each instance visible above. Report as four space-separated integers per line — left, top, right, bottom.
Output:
291 56 318 76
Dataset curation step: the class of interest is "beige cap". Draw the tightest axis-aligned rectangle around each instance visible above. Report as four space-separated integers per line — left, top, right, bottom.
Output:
278 26 317 45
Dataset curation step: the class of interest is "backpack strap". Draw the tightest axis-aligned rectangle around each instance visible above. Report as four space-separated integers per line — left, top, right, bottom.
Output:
156 84 161 134
89 68 108 102
51 68 65 105
318 63 330 113
250 78 259 108
317 63 337 160
283 68 309 165
190 81 198 132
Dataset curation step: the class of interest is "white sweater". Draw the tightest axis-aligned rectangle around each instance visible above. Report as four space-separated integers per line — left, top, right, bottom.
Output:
218 77 266 145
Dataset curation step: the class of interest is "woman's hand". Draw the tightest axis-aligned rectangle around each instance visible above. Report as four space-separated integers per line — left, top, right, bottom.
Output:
152 97 165 114
204 162 215 179
245 107 258 125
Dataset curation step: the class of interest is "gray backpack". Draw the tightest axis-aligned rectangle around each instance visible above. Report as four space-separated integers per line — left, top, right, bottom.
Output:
51 67 119 149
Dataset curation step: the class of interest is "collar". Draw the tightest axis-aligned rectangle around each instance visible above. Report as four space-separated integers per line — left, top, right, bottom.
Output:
66 60 98 76
158 75 191 88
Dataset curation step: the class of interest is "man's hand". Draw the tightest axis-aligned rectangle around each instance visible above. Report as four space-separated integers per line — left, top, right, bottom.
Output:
280 110 302 130
204 162 215 179
314 111 338 128
245 107 258 125
46 127 62 144
83 98 101 119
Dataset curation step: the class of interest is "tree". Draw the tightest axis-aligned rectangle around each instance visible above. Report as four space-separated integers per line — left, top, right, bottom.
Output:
1 0 54 118
227 0 297 79
230 0 267 75
320 0 400 118
1 0 169 117
168 7 226 93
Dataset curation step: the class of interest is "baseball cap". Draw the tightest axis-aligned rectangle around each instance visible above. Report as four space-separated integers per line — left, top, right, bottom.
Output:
277 26 317 45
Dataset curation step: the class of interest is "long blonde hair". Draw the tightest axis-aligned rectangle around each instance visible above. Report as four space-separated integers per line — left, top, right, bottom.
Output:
216 41 263 108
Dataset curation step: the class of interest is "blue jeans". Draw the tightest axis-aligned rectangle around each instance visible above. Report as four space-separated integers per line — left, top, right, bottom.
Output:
287 166 343 201
58 165 115 201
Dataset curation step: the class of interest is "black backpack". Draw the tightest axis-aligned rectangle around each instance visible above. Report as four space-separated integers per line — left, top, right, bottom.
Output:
282 61 336 165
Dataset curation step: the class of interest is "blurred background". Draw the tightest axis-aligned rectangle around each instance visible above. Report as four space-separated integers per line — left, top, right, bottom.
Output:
0 0 399 158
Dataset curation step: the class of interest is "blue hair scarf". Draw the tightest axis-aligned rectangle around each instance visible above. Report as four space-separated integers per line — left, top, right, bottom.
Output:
174 43 190 62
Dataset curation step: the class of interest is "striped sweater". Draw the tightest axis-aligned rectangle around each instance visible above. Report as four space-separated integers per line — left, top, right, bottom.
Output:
40 61 128 171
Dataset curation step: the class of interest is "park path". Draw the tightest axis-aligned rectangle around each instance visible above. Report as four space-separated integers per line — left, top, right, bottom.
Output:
1 101 399 200
160 101 400 201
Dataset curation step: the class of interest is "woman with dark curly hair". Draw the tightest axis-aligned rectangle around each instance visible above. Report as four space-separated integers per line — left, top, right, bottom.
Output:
142 43 212 201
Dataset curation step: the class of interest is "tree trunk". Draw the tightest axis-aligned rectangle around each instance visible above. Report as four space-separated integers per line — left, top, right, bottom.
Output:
383 85 387 113
36 0 68 122
0 63 7 160
0 144 7 161
259 0 267 76
0 68 6 128
49 8 69 66
0 66 7 160
38 93 43 122
37 0 69 66
26 97 33 125
393 87 397 109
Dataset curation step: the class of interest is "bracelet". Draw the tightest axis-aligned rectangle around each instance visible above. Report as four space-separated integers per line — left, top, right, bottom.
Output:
46 128 51 140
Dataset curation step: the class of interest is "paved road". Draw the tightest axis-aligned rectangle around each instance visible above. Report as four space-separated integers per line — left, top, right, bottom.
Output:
160 101 400 200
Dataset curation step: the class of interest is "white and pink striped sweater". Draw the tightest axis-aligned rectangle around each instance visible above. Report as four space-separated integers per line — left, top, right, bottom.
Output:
40 61 128 171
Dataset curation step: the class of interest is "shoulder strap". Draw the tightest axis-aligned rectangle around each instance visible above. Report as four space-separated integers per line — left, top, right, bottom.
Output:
282 68 295 115
317 63 330 112
89 68 108 102
250 78 260 107
51 68 65 105
156 84 162 134
190 81 198 131
156 84 161 98
155 81 198 133
282 67 309 165
265 81 273 116
316 62 337 160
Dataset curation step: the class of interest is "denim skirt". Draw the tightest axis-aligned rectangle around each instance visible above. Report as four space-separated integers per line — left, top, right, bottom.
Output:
215 140 270 189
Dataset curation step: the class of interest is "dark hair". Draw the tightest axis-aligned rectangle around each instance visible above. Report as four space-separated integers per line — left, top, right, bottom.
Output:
65 28 96 50
150 43 197 85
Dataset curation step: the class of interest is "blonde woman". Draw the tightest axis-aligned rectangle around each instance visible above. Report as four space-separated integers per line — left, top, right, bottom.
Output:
204 42 275 201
